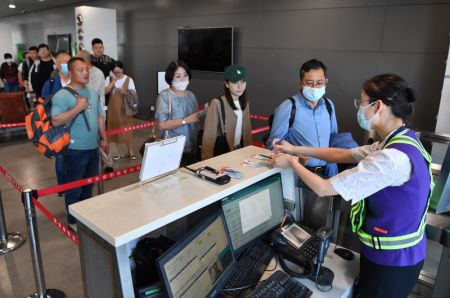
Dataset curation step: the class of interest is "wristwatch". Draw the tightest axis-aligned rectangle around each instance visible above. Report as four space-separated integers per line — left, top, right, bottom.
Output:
181 118 186 126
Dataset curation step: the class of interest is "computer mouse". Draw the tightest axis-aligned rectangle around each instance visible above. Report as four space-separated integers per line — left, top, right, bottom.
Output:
334 248 354 261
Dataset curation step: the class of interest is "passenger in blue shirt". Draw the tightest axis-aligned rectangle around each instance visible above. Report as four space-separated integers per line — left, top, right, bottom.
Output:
41 51 71 196
267 59 338 177
266 59 339 230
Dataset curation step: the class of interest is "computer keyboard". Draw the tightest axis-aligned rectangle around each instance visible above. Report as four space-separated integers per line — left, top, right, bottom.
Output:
223 239 274 296
246 270 313 298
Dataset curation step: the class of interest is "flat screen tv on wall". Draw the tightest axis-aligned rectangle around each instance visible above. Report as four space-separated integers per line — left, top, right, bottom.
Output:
178 27 233 72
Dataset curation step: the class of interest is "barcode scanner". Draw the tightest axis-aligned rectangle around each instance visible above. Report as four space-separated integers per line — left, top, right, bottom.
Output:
309 227 334 289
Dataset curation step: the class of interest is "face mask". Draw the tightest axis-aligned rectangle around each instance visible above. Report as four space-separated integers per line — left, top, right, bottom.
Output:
172 80 189 91
357 102 377 131
60 63 69 75
302 86 326 102
5 58 12 64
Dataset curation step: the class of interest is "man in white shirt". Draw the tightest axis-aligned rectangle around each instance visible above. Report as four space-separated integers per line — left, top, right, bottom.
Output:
76 50 106 117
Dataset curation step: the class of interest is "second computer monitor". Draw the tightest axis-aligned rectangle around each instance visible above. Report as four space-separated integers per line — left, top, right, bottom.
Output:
157 211 235 298
221 173 285 254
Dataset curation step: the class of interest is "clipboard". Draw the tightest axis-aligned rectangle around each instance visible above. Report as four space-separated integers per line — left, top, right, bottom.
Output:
139 135 186 185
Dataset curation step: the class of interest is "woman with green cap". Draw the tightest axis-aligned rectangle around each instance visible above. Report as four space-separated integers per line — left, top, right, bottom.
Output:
201 64 252 160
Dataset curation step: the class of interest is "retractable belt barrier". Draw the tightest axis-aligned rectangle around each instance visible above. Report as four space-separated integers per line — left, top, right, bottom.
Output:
37 164 141 198
0 122 26 128
0 165 24 193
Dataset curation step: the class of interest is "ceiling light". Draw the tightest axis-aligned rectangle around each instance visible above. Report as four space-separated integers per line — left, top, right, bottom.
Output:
9 4 16 9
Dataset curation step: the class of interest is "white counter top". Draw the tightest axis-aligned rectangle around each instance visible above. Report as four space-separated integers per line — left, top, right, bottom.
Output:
70 146 293 247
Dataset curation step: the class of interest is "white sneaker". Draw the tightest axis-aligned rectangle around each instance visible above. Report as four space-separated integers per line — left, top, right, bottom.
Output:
69 223 78 233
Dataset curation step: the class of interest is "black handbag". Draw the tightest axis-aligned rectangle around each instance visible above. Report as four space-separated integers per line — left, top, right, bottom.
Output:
213 97 230 156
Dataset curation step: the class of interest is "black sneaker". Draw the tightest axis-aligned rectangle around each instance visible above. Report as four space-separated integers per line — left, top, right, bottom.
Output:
57 192 64 197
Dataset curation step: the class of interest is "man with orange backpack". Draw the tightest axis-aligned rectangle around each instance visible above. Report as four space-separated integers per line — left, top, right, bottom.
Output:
41 51 71 196
51 57 108 231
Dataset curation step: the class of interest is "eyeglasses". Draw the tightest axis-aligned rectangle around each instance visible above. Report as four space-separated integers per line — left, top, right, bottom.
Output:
302 80 326 88
354 98 377 109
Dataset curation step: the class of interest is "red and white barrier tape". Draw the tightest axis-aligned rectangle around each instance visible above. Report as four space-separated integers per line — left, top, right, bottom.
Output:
250 114 269 121
0 165 24 192
106 121 156 136
0 122 26 128
37 164 141 197
251 126 270 135
32 197 79 245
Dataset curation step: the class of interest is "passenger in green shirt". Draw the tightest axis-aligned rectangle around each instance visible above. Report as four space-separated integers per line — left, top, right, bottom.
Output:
51 57 109 230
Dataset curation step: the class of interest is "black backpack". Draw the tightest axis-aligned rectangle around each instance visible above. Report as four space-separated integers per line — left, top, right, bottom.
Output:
131 235 175 288
263 97 333 145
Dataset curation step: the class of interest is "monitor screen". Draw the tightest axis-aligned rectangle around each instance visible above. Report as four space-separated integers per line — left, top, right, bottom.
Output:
157 211 235 298
178 27 233 72
157 71 170 94
221 174 285 254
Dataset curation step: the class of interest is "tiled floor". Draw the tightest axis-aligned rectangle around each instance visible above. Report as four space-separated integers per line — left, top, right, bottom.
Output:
0 120 443 298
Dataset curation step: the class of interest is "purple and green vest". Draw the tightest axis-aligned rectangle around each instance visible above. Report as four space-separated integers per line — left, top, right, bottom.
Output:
350 128 434 266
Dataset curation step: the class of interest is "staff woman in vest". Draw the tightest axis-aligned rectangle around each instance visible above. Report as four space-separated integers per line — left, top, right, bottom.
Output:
201 65 252 160
156 60 199 166
271 74 432 298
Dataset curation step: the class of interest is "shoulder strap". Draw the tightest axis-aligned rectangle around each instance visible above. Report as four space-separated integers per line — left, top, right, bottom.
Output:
63 87 91 132
323 97 333 119
288 97 296 128
218 97 226 135
124 76 130 91
49 70 57 95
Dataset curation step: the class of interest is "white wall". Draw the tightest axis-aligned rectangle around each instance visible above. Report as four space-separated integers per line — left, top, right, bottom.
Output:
0 22 14 60
432 41 450 164
74 6 118 59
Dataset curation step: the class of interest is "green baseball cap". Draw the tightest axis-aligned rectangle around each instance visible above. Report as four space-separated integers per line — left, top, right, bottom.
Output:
224 64 247 83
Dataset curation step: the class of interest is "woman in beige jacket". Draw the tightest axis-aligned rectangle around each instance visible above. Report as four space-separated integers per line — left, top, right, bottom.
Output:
201 65 252 160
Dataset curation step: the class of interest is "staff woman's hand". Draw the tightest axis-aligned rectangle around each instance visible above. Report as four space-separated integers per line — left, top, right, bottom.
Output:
272 139 296 154
270 153 297 168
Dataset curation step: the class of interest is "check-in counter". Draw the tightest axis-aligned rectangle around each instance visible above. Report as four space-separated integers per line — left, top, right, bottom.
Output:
70 146 359 297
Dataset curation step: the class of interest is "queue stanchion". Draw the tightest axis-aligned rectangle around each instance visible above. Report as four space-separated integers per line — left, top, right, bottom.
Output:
22 189 66 298
0 188 26 255
97 152 104 195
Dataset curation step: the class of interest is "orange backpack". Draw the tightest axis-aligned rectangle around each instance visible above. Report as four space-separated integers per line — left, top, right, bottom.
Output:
25 86 90 158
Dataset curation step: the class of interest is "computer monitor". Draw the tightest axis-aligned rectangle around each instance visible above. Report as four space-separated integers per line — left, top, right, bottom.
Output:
157 211 235 298
221 173 285 254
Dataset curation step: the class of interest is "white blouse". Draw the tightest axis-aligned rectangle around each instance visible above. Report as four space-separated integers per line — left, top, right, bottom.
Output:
233 100 243 146
330 129 412 205
105 75 136 92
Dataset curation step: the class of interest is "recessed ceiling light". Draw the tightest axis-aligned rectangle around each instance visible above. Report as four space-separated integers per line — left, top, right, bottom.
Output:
9 4 16 9
38 0 45 2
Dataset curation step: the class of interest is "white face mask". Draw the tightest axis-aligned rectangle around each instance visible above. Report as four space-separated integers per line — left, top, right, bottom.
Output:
302 86 326 102
172 80 189 91
5 58 12 64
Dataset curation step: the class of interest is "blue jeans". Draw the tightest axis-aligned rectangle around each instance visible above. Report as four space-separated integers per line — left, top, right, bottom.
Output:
64 148 99 224
55 153 65 186
4 83 19 92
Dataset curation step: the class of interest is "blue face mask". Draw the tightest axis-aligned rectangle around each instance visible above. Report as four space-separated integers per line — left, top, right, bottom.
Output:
302 86 326 102
60 63 69 75
357 102 377 131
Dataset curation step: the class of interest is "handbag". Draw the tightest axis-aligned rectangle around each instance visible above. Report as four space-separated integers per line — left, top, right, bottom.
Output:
139 91 172 156
139 124 158 157
123 77 138 116
213 97 230 156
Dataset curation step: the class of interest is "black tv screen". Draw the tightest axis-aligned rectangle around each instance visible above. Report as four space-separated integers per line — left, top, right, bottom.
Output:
178 27 233 72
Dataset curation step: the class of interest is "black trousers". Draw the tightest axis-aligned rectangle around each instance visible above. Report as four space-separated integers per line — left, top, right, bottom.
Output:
355 254 423 298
